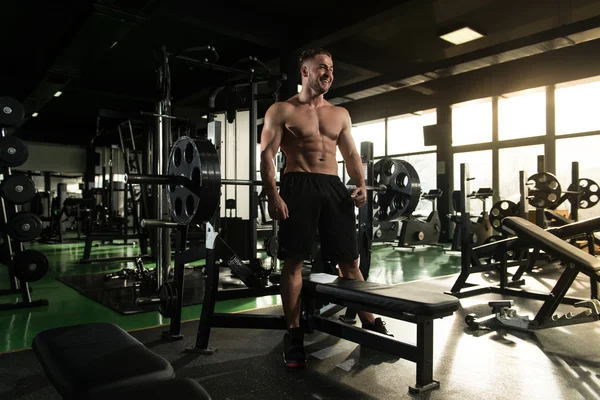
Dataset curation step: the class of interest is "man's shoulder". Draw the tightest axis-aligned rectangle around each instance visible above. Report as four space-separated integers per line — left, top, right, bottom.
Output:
322 101 349 118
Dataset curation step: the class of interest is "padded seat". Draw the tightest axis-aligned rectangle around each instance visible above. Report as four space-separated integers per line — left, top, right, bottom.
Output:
87 378 212 400
303 273 459 316
32 322 175 399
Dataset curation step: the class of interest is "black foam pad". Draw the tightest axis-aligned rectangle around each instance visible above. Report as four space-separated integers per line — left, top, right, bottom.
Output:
88 378 212 400
503 217 600 276
303 273 459 317
32 322 175 399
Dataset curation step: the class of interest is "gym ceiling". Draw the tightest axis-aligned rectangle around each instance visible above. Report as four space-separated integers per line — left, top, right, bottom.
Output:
4 0 600 146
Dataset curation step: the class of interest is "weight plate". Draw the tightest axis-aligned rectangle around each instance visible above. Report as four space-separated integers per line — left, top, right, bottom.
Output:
372 158 421 222
578 178 600 209
158 282 177 318
166 136 221 225
6 211 43 242
0 136 29 167
527 172 561 209
265 236 278 257
0 97 25 127
0 174 36 204
489 200 519 231
13 250 49 282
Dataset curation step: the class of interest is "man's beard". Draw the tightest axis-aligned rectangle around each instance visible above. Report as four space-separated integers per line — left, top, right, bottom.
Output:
310 78 329 95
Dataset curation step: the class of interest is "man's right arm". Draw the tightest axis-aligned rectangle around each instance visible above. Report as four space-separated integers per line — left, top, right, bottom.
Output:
260 102 285 199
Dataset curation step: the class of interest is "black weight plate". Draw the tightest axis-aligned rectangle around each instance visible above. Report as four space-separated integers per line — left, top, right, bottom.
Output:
6 211 43 242
166 136 221 225
13 250 49 282
373 158 421 222
265 236 278 257
0 174 36 204
0 136 29 167
158 282 175 318
527 172 561 209
0 97 25 127
489 200 519 231
578 178 600 209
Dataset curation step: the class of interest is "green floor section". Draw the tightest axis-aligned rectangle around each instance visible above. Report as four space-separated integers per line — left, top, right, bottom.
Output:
0 239 461 353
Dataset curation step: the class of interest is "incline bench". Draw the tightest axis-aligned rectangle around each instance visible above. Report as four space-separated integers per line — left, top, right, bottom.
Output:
193 270 460 394
466 217 600 330
32 322 211 399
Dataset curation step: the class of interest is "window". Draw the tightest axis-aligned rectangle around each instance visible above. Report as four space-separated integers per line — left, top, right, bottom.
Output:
351 119 386 157
397 152 437 214
555 135 600 220
498 145 544 202
498 87 546 141
453 150 493 216
556 76 600 135
387 109 437 155
451 98 492 146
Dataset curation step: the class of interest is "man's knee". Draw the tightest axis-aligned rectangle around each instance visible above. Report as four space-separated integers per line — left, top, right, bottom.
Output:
283 258 304 275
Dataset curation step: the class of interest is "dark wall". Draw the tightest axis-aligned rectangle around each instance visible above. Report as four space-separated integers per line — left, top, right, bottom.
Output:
342 39 600 124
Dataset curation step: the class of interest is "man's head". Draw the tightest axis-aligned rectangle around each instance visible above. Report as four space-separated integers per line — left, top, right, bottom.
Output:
299 48 334 95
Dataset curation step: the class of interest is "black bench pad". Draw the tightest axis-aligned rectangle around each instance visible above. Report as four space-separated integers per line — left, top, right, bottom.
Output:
303 273 459 316
32 322 175 399
88 378 211 400
503 217 600 275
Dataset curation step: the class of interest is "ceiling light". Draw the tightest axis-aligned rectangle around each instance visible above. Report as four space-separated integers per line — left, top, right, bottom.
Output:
54 91 62 97
439 26 484 45
32 112 39 117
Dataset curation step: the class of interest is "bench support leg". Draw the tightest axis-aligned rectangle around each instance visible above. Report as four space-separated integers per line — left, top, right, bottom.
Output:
410 320 439 394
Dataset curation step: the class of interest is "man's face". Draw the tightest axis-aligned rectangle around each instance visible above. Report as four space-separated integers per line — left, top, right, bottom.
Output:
304 54 334 95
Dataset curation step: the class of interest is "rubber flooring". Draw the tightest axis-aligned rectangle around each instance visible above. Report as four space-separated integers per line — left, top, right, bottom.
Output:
1 263 598 400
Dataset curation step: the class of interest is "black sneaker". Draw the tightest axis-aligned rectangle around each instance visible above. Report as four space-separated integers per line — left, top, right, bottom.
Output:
283 329 307 368
363 317 393 337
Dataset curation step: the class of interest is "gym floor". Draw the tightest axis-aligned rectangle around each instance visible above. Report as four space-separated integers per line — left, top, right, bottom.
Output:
1 240 599 399
0 240 459 353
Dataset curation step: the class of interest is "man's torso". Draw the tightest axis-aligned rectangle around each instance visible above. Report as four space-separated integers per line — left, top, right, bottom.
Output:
279 98 343 176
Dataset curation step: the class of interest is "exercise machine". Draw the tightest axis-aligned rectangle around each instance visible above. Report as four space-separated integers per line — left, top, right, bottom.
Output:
396 189 443 251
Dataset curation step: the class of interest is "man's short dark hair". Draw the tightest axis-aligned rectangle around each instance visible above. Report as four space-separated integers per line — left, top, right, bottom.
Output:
299 48 332 65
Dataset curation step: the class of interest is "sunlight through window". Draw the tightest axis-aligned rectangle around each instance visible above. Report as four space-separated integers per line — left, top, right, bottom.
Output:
351 119 386 158
452 98 492 146
556 76 600 135
498 87 546 141
387 109 437 155
555 135 600 220
498 145 544 202
453 150 493 215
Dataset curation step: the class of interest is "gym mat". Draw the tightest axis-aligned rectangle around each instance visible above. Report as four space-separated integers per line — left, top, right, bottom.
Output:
56 267 247 315
4 265 600 400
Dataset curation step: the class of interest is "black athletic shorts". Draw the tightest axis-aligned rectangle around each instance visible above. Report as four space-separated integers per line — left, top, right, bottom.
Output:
277 172 359 264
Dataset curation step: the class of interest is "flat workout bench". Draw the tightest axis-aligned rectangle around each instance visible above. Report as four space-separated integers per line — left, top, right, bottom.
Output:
32 322 211 399
303 273 459 394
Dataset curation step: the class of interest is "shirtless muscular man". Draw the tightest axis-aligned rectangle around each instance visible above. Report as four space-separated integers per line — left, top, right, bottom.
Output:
259 48 392 368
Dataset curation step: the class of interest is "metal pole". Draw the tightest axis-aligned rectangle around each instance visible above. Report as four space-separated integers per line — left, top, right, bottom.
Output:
161 97 172 284
249 81 258 261
153 101 164 289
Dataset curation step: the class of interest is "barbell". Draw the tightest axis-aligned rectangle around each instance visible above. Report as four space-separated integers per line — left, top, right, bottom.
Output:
125 136 421 225
526 172 599 210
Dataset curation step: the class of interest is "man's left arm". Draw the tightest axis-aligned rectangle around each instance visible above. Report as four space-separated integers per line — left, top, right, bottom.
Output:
337 108 366 207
